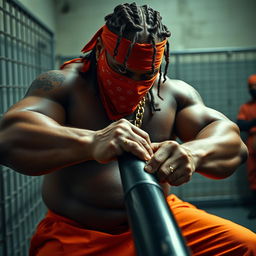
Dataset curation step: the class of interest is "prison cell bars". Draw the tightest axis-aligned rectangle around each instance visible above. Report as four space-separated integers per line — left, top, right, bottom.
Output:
0 0 54 255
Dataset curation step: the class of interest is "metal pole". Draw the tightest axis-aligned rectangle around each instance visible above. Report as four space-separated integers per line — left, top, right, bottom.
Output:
118 153 191 256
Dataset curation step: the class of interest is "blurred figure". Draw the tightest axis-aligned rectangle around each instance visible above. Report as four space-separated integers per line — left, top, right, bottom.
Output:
237 74 256 219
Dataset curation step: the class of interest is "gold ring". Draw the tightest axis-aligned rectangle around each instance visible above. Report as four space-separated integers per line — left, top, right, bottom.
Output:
123 139 128 145
169 166 174 173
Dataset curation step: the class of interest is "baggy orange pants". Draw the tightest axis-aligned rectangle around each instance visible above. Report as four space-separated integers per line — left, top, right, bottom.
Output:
29 194 256 256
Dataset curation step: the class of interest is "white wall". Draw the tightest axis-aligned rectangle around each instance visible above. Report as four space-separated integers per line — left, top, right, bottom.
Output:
15 0 256 56
18 0 56 32
54 0 256 56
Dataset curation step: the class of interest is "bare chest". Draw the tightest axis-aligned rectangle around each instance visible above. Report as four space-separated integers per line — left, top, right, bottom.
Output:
43 81 177 226
66 85 177 142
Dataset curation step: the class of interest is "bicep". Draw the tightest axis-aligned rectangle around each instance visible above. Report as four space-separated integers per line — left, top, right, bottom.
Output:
3 70 68 125
172 81 230 141
174 103 229 142
1 96 66 129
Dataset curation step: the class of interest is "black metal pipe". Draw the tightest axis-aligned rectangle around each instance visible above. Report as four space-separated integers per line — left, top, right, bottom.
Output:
118 153 191 256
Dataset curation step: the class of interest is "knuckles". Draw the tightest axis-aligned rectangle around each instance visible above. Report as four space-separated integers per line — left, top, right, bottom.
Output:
115 118 130 127
164 140 179 149
151 156 163 166
113 127 125 137
112 120 131 137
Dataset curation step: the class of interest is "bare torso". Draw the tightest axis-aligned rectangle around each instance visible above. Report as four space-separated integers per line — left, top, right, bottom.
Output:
42 65 177 233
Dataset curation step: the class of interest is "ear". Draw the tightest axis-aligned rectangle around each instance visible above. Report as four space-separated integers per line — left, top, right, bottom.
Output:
95 37 104 61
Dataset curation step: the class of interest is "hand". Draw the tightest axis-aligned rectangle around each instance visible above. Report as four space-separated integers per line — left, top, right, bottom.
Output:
144 141 197 186
92 119 153 163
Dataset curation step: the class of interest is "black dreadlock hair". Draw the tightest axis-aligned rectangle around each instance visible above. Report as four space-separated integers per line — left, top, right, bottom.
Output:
83 2 171 114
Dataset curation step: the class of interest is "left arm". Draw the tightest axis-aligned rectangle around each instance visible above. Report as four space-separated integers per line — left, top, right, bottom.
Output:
175 105 247 178
144 81 248 186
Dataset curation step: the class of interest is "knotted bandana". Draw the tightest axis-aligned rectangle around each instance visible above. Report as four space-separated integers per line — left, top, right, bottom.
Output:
63 25 168 120
82 25 167 71
97 49 158 120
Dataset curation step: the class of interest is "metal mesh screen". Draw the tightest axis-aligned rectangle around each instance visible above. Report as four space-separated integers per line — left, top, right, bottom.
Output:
169 48 256 203
0 0 54 255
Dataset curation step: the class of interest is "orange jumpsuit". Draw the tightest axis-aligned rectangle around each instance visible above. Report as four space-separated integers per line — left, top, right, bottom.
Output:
237 101 256 190
29 194 256 256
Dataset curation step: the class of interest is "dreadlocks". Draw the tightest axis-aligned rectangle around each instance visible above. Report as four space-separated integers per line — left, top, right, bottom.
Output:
104 2 171 113
83 2 171 113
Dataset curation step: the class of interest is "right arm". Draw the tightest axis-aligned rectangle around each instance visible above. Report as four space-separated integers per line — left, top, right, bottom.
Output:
0 70 152 175
0 101 95 175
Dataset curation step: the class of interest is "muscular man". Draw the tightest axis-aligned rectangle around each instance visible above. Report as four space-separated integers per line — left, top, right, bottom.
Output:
0 3 255 255
237 74 256 219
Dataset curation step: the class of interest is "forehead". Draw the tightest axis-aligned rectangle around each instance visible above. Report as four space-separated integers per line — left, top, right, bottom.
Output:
101 24 166 72
105 50 158 75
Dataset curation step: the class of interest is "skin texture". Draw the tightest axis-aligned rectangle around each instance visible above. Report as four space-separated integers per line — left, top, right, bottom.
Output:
0 40 248 234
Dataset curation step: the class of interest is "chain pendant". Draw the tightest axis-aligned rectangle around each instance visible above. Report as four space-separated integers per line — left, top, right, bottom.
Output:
134 96 146 128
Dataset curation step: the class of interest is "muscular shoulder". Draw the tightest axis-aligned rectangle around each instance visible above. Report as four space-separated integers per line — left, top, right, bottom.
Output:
25 70 66 95
25 66 83 103
161 77 204 110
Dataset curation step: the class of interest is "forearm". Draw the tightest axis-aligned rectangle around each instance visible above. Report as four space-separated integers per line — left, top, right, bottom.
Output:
0 111 94 175
182 120 248 179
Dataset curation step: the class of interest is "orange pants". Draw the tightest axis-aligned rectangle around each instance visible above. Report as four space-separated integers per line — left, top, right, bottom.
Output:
29 194 256 256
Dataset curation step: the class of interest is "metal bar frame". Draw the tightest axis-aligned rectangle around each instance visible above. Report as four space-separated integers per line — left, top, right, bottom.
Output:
0 0 54 254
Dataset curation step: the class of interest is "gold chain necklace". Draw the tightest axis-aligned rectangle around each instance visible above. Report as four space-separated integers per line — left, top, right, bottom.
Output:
133 96 146 128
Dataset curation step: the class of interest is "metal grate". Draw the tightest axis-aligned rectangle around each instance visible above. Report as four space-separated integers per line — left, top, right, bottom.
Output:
169 48 256 120
169 48 256 204
0 0 54 255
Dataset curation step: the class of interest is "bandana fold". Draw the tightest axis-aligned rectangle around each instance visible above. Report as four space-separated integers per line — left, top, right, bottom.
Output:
82 25 166 71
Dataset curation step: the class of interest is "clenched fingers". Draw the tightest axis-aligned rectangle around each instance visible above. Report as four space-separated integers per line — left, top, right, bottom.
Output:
92 119 153 162
120 137 151 161
144 140 196 186
144 141 179 173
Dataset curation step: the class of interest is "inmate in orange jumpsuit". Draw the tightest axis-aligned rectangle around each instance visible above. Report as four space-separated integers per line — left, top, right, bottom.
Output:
237 101 256 190
29 194 256 256
30 27 256 256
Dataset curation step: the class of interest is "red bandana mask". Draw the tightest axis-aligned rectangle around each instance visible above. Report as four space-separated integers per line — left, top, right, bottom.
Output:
81 25 167 120
97 49 158 120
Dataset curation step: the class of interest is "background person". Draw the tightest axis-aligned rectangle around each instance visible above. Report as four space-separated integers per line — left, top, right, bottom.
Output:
237 74 256 219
